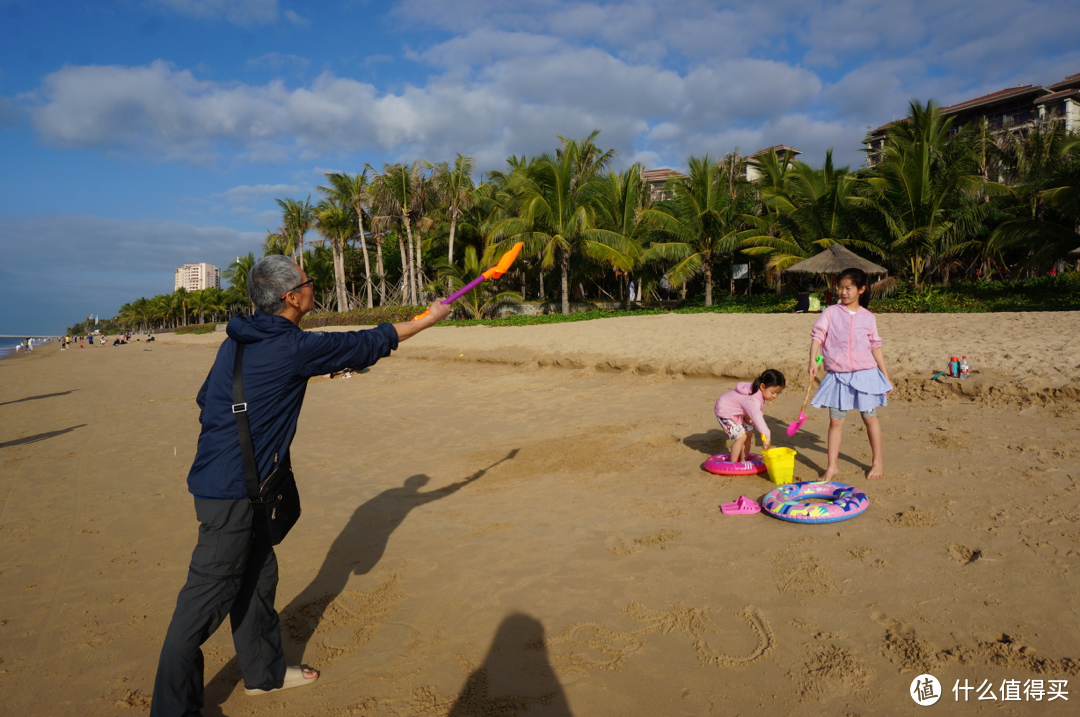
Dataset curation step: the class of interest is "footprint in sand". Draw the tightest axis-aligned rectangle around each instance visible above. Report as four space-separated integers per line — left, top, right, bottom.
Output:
872 611 1080 676
604 529 681 555
545 604 774 675
283 568 404 663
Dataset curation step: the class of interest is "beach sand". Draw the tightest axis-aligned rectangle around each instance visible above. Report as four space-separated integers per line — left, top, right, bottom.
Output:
1 313 1078 716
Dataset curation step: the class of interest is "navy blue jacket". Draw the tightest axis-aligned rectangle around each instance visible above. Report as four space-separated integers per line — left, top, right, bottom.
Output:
187 313 399 499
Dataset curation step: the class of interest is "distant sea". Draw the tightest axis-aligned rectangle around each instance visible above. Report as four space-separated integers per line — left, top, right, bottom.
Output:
0 337 52 360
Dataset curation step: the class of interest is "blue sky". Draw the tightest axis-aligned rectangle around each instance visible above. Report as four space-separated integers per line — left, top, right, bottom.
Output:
1 0 1078 334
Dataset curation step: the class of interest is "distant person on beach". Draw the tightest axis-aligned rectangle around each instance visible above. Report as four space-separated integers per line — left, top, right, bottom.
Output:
808 267 893 480
150 255 449 717
714 369 786 463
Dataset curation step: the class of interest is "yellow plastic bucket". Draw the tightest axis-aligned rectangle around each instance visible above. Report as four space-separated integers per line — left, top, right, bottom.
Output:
762 447 798 485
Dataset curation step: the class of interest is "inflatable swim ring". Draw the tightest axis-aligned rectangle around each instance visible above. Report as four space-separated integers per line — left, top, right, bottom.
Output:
703 453 768 476
761 481 868 524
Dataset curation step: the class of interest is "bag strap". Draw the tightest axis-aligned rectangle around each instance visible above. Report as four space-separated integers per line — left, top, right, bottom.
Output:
231 342 263 504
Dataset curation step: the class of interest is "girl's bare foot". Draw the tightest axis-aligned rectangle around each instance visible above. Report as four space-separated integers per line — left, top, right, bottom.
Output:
819 466 839 481
866 463 884 480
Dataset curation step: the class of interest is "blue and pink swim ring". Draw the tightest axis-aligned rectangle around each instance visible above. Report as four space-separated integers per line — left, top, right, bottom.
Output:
761 481 869 524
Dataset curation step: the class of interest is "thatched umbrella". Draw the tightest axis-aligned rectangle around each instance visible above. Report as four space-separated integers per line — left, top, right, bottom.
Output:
783 244 888 277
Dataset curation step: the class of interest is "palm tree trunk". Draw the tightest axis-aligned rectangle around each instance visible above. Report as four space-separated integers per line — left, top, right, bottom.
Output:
447 211 458 291
357 213 374 309
539 267 545 301
332 239 348 312
559 250 570 315
298 231 305 271
704 258 713 307
376 238 386 305
398 232 410 305
414 227 424 303
403 219 417 305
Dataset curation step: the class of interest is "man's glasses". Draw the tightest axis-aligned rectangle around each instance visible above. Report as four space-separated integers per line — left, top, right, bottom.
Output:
281 278 314 299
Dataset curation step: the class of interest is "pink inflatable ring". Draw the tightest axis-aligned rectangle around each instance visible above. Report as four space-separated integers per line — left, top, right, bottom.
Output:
761 481 869 524
702 453 768 476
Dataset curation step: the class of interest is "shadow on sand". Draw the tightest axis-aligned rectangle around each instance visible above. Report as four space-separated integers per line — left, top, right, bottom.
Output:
684 416 870 476
0 389 79 408
0 424 86 449
201 449 519 716
766 413 871 475
449 613 573 717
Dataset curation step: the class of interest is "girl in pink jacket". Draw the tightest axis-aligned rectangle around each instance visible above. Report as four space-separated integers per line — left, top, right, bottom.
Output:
808 267 893 480
714 369 786 463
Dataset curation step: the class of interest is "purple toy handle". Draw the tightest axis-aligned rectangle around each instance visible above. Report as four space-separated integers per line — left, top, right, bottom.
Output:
442 275 487 304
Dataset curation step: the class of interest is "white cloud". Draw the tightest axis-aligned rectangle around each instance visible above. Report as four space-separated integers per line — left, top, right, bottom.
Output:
24 54 828 171
148 0 279 26
283 9 308 26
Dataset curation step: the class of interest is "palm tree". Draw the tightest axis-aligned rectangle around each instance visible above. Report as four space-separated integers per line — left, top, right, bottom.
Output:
488 135 633 315
742 151 870 275
431 154 476 289
276 197 315 271
987 130 1080 274
642 155 753 306
263 229 291 256
854 100 1001 289
319 171 376 308
314 199 355 312
300 245 336 311
224 253 256 312
368 161 428 305
594 164 649 308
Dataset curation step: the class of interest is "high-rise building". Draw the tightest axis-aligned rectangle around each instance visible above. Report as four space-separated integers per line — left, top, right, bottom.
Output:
174 263 221 292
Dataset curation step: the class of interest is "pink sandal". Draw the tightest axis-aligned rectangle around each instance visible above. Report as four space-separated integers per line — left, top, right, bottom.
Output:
720 496 761 515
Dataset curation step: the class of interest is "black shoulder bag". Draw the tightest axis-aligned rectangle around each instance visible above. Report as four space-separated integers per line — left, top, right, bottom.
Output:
232 342 301 545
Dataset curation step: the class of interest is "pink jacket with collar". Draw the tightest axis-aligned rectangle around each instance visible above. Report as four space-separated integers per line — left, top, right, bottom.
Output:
811 304 883 373
714 382 770 441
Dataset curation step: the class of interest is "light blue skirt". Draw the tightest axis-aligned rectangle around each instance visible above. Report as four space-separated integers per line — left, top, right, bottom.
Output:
811 368 893 413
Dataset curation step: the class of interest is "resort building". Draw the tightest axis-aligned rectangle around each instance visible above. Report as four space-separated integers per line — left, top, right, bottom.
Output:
745 145 803 182
864 70 1080 167
174 263 221 292
641 167 686 202
642 146 804 201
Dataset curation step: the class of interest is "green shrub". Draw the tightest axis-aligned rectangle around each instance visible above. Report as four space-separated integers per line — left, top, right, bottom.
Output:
301 306 427 328
174 323 219 334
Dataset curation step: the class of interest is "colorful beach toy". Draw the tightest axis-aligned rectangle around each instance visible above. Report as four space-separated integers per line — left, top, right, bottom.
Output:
761 480 869 524
703 453 768 476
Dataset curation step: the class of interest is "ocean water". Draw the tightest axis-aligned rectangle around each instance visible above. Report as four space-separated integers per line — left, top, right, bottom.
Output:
0 337 52 360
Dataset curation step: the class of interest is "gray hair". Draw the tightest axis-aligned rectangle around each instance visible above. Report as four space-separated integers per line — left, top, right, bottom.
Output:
249 255 302 315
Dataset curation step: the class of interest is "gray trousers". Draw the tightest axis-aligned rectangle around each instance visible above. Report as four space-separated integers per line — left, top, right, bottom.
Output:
150 498 286 717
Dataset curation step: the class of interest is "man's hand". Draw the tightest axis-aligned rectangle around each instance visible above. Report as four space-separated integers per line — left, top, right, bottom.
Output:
393 299 451 342
423 299 451 326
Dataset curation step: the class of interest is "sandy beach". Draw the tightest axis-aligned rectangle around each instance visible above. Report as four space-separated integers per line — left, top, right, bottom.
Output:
2 312 1079 716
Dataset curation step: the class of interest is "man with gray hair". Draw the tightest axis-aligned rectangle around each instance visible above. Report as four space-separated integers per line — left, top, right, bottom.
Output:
151 255 449 716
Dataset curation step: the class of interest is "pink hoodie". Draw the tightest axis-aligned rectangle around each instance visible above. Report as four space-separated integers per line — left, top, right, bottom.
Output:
714 382 770 441
811 303 883 373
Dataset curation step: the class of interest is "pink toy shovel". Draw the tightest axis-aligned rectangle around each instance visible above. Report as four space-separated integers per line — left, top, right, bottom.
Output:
787 356 823 437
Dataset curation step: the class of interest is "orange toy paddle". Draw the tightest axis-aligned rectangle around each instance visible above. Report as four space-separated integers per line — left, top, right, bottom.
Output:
413 242 524 321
